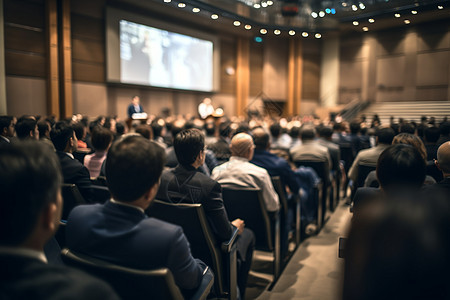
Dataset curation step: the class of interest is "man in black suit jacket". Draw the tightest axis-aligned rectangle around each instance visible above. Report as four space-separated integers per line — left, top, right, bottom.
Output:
50 121 93 203
0 141 119 299
66 135 210 295
157 128 255 299
430 141 450 194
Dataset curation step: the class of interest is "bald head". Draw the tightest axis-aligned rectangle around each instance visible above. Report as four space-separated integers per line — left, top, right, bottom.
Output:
437 141 450 174
231 133 255 159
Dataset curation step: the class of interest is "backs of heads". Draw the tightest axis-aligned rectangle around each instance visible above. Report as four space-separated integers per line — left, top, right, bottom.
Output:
151 119 165 138
105 135 165 202
50 121 74 151
375 127 395 144
437 141 450 174
399 122 416 134
91 126 114 151
252 127 270 150
174 128 205 166
269 123 282 138
218 122 232 138
0 115 13 133
300 125 316 141
230 132 254 157
318 126 333 138
0 141 62 246
439 121 450 135
15 117 37 139
392 133 427 161
350 121 361 134
343 192 450 300
376 144 426 192
72 122 86 140
135 124 153 140
424 126 440 143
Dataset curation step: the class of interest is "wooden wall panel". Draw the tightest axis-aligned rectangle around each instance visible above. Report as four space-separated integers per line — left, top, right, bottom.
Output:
249 41 264 97
219 37 236 95
71 39 105 63
4 27 45 53
72 14 104 40
416 52 449 86
416 86 448 101
376 29 406 56
376 56 406 87
302 40 321 101
4 0 45 28
340 61 363 88
72 62 104 83
5 52 46 77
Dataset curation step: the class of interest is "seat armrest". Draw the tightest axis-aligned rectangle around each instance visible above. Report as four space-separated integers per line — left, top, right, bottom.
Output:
221 226 239 253
188 267 214 300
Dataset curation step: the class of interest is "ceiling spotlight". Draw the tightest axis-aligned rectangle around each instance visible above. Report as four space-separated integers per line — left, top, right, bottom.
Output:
163 0 171 3
274 29 281 35
178 2 186 8
260 29 267 34
362 26 369 31
254 3 261 8
244 24 252 30
261 2 268 8
325 8 331 14
368 18 375 23
315 33 322 39
319 11 326 17
411 10 417 14
438 5 443 9
395 13 401 18
267 0 273 5
302 32 309 37
353 21 359 26
404 19 411 24
331 8 336 14
211 14 219 19
352 5 358 11
289 30 296 36
342 2 348 7
359 3 365 9
192 7 200 13
311 12 318 18
233 21 241 26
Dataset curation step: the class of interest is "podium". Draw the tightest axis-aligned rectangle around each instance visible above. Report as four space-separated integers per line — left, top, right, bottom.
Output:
126 113 148 129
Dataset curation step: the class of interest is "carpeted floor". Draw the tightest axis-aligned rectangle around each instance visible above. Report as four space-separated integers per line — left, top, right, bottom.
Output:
245 201 352 300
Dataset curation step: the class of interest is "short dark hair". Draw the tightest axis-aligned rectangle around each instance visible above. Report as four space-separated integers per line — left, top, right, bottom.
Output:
318 126 333 138
300 125 316 140
37 120 50 138
204 122 215 136
72 123 86 140
105 135 165 202
91 127 114 151
350 121 361 134
218 122 232 138
50 121 74 151
15 118 37 139
135 124 153 140
0 141 62 246
376 144 426 191
252 128 270 150
269 123 282 138
424 126 440 143
115 122 125 135
151 119 165 138
0 115 13 133
376 127 395 145
174 128 205 166
399 123 415 134
439 121 450 136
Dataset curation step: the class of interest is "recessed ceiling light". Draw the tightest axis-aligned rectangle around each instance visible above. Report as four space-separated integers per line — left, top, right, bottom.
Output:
211 14 218 20
352 5 358 11
274 29 281 35
411 10 417 14
233 21 241 26
315 33 322 39
302 32 309 37
395 13 401 18
404 19 411 24
163 0 171 3
178 2 186 8
437 5 443 10
267 0 273 5
261 2 268 8
359 3 365 9
244 24 252 30
192 7 200 13
368 18 375 23
289 30 296 36
254 3 261 8
362 26 369 31
319 11 326 17
260 29 267 34
353 21 359 26
311 12 318 18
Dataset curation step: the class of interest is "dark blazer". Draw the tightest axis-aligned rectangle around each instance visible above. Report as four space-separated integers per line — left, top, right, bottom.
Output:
352 187 382 214
66 200 206 290
156 165 234 242
318 138 341 172
127 103 144 118
56 151 93 202
208 137 231 165
0 254 119 299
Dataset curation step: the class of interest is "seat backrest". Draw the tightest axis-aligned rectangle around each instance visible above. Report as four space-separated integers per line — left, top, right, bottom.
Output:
148 200 225 295
339 143 354 172
221 188 273 251
356 164 377 189
61 184 86 220
294 160 330 185
91 185 111 204
61 248 184 300
271 176 288 216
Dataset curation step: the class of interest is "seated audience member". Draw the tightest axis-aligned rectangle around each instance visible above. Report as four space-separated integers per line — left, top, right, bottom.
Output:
428 141 450 194
114 121 126 140
151 118 168 149
289 125 302 148
270 123 291 151
15 116 39 140
424 126 440 160
66 135 210 294
0 141 119 300
348 127 395 184
343 192 450 300
212 132 280 213
208 121 233 165
364 133 435 187
348 121 369 157
83 126 114 178
156 128 254 299
317 126 341 174
398 122 416 134
437 121 450 146
135 124 153 140
353 144 426 214
37 119 55 151
0 115 15 144
290 125 332 170
50 121 93 202
204 121 217 146
72 122 88 149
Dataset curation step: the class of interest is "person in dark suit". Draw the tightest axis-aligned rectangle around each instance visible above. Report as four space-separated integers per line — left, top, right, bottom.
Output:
66 135 210 294
208 121 232 165
50 121 93 203
127 95 144 119
0 141 119 300
156 128 255 299
0 115 15 144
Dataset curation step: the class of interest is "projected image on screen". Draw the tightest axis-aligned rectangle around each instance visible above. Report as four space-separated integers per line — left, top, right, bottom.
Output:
120 20 213 91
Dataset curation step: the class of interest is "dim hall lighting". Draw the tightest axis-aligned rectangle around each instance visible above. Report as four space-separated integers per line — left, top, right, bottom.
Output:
302 32 309 37
289 30 296 36
211 14 219 19
274 29 281 35
178 3 186 8
315 33 322 38
368 18 375 23
404 19 411 24
362 26 369 31
353 21 359 25
233 21 241 26
192 7 200 13
245 24 252 30
395 13 401 18
260 29 267 34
